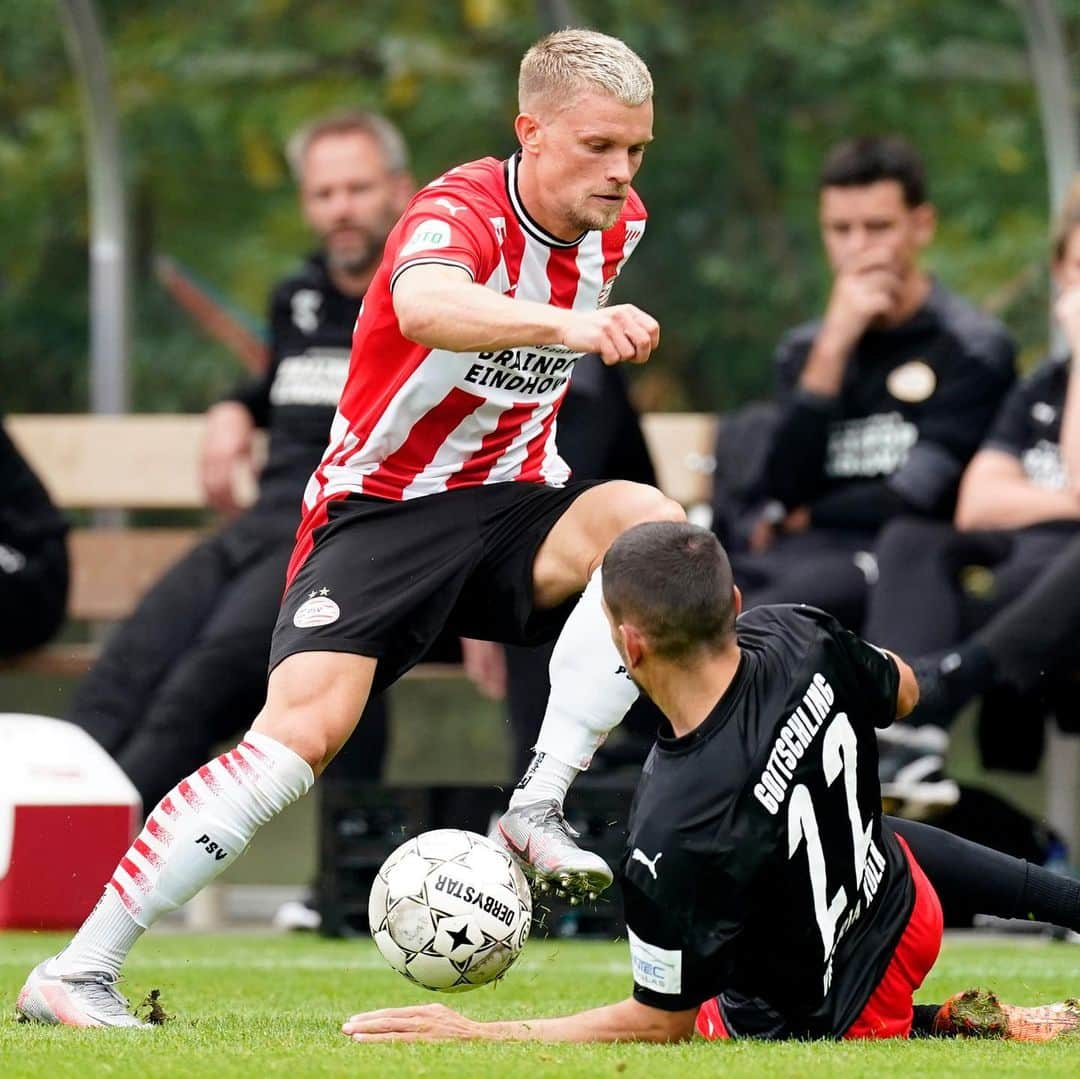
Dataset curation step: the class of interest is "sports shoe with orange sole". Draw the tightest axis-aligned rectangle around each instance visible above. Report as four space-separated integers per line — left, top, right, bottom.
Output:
934 987 1080 1041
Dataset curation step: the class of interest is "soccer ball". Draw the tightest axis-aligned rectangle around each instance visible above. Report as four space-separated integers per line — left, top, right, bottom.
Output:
369 828 532 992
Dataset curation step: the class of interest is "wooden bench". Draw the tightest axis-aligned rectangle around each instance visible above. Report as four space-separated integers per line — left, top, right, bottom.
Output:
1 411 718 678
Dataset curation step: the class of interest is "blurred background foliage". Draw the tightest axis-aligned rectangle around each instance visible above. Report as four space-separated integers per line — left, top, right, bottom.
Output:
0 0 1073 414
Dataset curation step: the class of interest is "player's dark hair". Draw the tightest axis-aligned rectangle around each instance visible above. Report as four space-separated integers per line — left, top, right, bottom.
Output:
602 522 736 660
819 135 928 208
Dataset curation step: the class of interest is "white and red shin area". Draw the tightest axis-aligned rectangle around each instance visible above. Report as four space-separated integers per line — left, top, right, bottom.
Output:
52 730 313 977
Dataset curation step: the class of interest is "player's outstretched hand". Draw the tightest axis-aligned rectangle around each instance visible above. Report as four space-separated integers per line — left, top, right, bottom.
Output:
343 1003 481 1042
560 304 659 366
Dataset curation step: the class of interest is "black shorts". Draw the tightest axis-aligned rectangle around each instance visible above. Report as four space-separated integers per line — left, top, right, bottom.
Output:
269 480 599 694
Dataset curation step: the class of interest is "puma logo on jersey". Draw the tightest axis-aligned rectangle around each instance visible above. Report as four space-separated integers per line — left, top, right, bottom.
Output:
631 848 663 879
435 198 467 217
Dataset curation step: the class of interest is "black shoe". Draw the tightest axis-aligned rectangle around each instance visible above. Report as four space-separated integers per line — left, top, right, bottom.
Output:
878 723 959 815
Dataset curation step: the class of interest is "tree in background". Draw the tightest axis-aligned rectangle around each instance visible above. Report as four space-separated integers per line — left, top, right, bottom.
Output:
0 0 1065 413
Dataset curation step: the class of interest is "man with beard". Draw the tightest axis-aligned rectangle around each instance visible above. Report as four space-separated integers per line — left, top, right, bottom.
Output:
65 111 412 814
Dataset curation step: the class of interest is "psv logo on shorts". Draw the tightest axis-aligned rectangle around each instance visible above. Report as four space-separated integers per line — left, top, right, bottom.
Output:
293 592 341 628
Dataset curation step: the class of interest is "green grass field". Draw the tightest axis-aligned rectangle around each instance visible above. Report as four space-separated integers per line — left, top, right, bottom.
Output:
0 931 1077 1077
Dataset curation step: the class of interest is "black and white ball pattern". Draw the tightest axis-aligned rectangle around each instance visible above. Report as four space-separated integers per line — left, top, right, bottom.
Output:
370 828 532 991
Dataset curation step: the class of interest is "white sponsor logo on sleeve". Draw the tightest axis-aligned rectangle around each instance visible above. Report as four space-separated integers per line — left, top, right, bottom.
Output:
399 219 453 258
627 927 682 995
293 595 340 628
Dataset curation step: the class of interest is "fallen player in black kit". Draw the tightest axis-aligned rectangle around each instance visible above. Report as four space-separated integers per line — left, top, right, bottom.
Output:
343 523 1079 1044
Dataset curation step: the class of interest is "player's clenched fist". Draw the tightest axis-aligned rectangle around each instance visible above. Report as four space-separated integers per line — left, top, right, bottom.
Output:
560 304 660 366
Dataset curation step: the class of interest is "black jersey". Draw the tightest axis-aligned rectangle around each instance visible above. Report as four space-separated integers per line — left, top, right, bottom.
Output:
762 282 1015 526
982 355 1070 490
622 604 912 1040
223 253 362 508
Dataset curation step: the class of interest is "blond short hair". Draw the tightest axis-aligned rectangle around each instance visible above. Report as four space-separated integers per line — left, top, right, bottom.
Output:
518 29 653 114
285 110 408 181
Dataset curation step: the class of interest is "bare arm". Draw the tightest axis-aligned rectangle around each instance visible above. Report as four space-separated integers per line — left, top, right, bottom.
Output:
342 998 697 1044
886 651 920 720
392 263 659 366
954 449 1080 532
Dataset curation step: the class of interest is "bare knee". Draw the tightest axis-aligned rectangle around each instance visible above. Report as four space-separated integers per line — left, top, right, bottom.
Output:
253 652 375 775
590 483 685 569
609 482 685 530
534 483 686 604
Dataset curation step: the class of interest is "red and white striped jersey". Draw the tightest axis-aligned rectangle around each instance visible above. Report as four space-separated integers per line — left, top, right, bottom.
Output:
291 152 646 568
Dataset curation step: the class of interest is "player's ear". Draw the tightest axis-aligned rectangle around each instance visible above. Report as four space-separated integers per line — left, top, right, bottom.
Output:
732 585 743 619
515 112 543 157
620 623 645 669
912 202 936 248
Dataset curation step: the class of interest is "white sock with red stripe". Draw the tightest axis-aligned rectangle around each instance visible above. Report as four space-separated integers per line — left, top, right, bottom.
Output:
510 568 639 807
49 731 313 978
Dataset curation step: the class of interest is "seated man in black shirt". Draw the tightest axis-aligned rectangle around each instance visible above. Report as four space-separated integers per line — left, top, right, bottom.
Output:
865 189 1080 809
0 414 68 657
728 136 1015 630
66 111 413 811
343 523 1080 1044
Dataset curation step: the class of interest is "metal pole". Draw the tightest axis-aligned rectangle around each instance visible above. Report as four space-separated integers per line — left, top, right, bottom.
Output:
57 0 129 416
1018 0 1080 217
1017 0 1080 852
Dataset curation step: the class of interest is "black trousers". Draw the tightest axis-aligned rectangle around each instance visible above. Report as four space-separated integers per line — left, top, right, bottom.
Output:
730 528 877 631
0 533 68 658
864 517 1080 686
67 506 387 810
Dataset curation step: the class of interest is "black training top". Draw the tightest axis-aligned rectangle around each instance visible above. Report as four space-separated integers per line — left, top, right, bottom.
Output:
761 281 1015 529
982 354 1071 490
622 604 912 1040
0 414 67 551
222 253 362 509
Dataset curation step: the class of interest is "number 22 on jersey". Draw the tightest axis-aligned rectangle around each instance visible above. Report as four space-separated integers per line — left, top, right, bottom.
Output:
787 713 886 994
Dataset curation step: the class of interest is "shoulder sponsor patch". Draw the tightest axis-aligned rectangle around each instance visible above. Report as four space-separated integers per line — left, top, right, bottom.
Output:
399 219 454 258
627 927 682 995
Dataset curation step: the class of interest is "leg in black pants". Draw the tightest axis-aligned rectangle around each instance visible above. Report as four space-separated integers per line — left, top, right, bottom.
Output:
66 529 240 756
886 815 1080 931
68 515 388 809
863 518 1010 658
973 527 1080 690
112 538 387 809
867 519 1079 735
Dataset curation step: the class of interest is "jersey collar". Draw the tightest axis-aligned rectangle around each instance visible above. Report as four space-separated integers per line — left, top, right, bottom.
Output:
505 152 588 249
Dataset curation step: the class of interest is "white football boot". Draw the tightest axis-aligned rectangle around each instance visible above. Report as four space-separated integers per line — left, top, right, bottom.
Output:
495 799 613 901
16 960 150 1028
